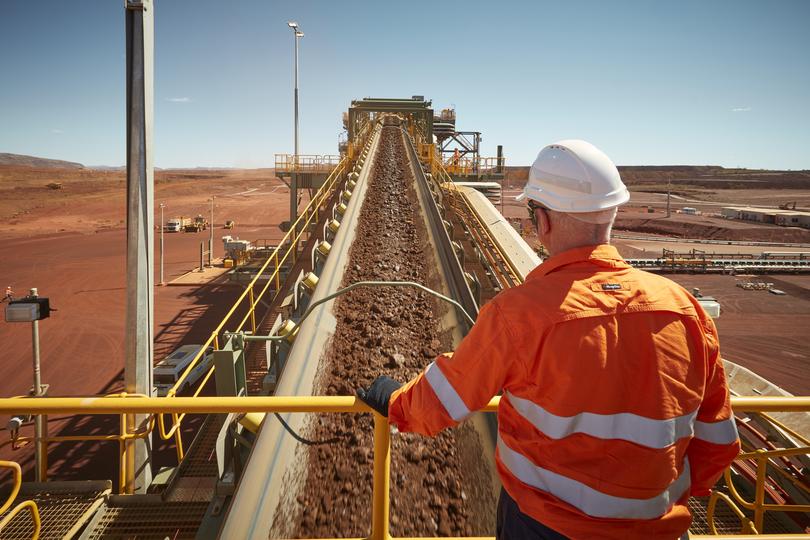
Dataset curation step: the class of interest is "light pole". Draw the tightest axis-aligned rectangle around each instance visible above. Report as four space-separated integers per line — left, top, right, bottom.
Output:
159 203 165 285
4 288 51 481
287 21 303 160
287 21 304 227
209 196 215 266
30 288 45 481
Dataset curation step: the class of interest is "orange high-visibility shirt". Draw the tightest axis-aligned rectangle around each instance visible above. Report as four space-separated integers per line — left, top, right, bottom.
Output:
389 244 740 540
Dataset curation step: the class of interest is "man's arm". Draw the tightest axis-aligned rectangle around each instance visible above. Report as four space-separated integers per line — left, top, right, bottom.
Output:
386 300 528 436
687 316 741 496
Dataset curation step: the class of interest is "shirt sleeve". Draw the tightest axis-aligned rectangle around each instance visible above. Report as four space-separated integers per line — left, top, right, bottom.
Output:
388 299 526 436
687 315 741 496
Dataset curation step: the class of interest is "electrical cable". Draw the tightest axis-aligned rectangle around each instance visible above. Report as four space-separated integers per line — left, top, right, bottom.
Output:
225 281 474 446
227 280 475 345
272 412 346 446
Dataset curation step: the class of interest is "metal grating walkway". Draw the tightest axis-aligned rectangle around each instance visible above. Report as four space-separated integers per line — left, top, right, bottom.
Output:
688 495 797 534
83 500 209 539
175 414 224 479
0 481 109 539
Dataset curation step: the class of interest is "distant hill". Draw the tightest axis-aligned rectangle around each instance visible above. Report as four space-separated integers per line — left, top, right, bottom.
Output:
0 153 84 169
505 165 810 190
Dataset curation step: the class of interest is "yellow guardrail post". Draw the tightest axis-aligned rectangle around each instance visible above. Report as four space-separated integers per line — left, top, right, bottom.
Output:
753 451 767 533
35 416 48 482
119 411 128 494
174 413 185 462
124 412 136 494
371 413 392 540
248 285 257 335
274 251 281 292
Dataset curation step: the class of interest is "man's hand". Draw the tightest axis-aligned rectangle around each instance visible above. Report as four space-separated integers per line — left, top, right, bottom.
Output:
356 376 402 417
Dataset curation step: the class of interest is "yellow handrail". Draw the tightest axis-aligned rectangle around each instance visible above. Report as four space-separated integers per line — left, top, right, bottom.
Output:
0 460 41 539
0 395 808 539
1 395 807 415
2 393 152 492
155 156 350 455
275 154 341 174
442 180 521 287
722 446 810 533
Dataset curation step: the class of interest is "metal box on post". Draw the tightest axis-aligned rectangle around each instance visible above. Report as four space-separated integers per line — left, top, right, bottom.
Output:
214 337 247 398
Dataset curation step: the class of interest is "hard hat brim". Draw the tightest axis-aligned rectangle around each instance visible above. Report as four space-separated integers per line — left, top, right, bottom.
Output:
522 182 629 213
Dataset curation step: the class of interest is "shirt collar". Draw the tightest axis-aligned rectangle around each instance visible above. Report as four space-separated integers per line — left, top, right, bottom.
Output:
528 244 629 279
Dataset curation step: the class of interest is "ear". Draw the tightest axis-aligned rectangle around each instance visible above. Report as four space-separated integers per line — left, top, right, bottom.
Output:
537 208 551 236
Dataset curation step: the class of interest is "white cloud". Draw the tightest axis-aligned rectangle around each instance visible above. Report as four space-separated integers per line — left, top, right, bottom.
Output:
732 107 751 112
50 129 63 134
166 97 192 103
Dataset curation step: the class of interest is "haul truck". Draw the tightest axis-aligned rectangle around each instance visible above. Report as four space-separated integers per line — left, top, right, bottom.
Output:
167 217 192 232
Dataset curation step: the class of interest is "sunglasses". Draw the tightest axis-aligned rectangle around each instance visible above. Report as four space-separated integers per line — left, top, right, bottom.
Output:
527 201 546 228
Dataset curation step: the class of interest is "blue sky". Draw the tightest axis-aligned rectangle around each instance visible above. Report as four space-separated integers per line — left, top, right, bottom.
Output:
1 1 808 169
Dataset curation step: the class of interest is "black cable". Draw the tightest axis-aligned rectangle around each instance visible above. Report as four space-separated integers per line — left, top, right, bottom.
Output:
273 412 345 446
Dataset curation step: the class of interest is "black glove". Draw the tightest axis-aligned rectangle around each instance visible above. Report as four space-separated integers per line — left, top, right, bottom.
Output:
356 376 402 417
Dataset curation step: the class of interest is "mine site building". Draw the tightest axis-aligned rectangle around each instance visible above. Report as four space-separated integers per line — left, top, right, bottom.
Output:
721 206 810 228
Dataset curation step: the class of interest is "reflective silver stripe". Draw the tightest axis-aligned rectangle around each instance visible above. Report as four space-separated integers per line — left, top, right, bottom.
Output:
694 417 739 445
424 361 470 422
497 435 691 520
504 391 696 449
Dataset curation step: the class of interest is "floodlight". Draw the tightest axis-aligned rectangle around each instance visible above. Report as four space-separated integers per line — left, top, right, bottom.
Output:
296 31 304 38
5 303 39 322
287 21 298 28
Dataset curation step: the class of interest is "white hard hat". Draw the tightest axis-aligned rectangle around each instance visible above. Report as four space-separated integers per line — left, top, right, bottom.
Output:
517 139 629 213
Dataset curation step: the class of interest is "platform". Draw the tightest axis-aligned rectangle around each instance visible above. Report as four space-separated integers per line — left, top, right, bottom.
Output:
167 259 232 286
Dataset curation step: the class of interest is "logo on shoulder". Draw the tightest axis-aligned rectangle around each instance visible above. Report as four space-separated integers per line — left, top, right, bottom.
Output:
601 283 622 291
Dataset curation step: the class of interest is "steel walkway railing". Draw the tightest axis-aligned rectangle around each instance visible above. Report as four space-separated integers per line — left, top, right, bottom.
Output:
0 395 808 540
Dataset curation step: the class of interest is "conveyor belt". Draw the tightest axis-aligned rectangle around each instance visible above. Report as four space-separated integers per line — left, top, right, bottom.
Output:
220 120 496 538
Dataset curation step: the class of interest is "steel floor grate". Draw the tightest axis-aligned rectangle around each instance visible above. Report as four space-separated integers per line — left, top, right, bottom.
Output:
0 482 108 539
175 414 224 478
85 501 209 539
688 495 797 534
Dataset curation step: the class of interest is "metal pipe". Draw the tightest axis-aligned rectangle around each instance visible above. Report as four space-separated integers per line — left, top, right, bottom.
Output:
294 30 300 160
29 288 45 482
227 280 476 345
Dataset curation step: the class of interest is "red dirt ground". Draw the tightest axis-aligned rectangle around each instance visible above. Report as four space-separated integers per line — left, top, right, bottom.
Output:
0 168 294 484
665 274 810 396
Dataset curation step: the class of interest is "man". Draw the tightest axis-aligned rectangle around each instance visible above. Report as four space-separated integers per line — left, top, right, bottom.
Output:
358 140 740 539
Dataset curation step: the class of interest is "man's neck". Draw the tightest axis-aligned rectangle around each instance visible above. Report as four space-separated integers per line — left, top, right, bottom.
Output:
545 238 611 257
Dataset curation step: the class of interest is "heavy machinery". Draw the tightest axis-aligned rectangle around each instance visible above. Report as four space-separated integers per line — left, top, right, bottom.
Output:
167 216 192 232
185 215 209 232
1 100 809 540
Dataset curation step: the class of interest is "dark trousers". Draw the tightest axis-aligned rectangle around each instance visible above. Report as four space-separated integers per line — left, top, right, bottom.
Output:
496 488 569 540
496 488 691 540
